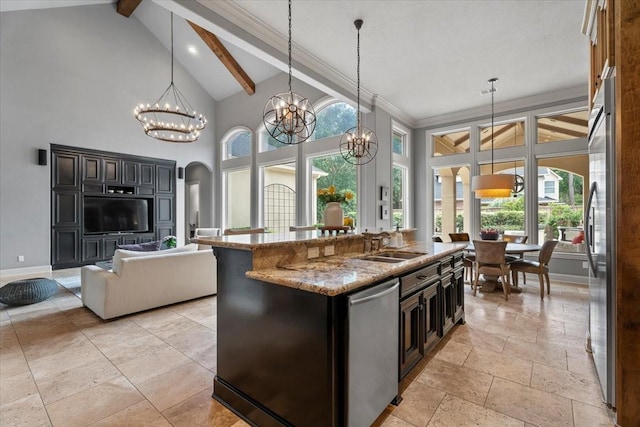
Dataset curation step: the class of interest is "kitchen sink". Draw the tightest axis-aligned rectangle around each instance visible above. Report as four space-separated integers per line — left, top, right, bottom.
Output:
376 251 424 259
360 256 405 263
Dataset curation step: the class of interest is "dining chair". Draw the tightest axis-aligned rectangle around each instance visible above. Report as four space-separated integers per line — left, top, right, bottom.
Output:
223 227 266 235
449 233 474 282
472 240 511 301
503 234 529 283
502 234 528 243
509 239 558 299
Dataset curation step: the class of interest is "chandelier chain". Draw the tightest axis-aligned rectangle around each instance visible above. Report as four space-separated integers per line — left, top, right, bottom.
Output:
356 24 360 127
287 0 292 91
170 12 174 84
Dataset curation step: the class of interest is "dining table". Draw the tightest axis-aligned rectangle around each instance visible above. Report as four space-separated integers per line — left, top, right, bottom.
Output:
465 242 542 293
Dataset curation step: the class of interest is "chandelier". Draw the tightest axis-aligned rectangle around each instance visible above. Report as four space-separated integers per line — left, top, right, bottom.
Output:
263 0 316 145
471 78 514 198
340 19 378 166
134 12 207 143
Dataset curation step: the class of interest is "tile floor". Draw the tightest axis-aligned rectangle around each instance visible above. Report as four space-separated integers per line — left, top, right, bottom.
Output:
1 269 616 426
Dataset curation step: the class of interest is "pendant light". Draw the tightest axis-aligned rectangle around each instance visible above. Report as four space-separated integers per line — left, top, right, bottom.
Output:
340 19 378 166
263 0 316 145
134 12 207 143
472 78 514 198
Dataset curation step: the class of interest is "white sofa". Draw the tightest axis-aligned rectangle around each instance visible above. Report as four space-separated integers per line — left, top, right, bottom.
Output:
81 244 217 320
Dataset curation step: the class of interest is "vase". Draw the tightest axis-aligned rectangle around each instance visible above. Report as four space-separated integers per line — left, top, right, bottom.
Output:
323 202 344 227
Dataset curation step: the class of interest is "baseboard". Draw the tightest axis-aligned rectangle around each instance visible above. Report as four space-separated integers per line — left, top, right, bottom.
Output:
549 273 588 286
0 265 52 279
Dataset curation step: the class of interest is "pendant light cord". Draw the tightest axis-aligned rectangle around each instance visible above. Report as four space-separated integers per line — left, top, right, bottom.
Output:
490 78 495 174
170 12 174 84
287 0 292 91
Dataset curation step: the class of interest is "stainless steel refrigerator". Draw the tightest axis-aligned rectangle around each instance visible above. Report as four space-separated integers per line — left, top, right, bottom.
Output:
585 76 616 409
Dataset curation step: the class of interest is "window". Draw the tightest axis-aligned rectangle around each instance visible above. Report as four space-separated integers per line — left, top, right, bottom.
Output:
537 110 588 144
478 161 525 236
261 163 296 233
312 153 356 225
433 129 470 156
479 120 524 151
433 166 471 239
224 168 250 229
392 131 405 155
223 129 251 160
392 165 406 227
259 125 292 152
538 155 587 253
313 102 356 140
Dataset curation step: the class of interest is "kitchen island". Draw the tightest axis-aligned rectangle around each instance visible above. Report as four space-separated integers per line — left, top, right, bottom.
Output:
196 231 467 427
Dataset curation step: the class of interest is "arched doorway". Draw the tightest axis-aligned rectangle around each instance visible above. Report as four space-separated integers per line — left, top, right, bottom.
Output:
184 162 213 241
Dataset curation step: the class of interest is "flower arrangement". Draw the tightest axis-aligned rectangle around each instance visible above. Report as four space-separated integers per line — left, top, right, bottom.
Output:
317 185 354 205
479 228 500 240
162 235 177 248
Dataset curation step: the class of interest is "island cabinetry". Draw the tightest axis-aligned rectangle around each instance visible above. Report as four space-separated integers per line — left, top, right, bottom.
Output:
213 247 342 427
399 252 465 380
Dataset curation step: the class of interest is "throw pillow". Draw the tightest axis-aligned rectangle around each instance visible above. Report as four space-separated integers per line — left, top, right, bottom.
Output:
117 240 162 252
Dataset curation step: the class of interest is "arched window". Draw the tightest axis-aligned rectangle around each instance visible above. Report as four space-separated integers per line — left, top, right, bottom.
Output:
223 129 251 160
313 102 356 140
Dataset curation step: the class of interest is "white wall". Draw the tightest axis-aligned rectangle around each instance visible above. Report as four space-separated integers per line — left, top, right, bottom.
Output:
0 4 216 272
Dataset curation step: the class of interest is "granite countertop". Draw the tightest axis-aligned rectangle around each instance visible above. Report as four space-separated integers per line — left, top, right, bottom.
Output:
246 242 468 296
194 230 363 250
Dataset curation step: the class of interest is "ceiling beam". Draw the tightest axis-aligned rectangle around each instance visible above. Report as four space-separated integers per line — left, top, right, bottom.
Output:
547 115 588 127
538 123 586 138
187 20 255 95
480 123 515 145
117 0 143 17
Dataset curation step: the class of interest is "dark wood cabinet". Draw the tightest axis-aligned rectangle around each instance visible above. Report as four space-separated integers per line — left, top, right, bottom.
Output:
399 253 465 380
51 145 175 269
422 282 440 352
399 292 422 378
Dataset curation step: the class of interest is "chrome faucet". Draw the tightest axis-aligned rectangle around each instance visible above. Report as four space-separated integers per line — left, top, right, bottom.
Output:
363 231 391 252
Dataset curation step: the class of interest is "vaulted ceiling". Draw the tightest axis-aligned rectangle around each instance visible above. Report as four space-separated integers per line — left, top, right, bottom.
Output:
0 0 589 125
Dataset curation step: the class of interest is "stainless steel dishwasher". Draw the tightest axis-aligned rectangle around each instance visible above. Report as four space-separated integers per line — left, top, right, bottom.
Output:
348 279 399 427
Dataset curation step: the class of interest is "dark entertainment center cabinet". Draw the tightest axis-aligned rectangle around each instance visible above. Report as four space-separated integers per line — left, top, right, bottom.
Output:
51 144 176 269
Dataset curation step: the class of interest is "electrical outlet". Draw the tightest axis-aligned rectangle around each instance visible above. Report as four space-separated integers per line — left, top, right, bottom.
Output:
582 261 589 269
324 245 335 256
308 247 320 259
17 255 24 262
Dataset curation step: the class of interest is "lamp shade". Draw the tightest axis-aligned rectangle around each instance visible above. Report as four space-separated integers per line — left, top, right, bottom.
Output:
471 174 515 198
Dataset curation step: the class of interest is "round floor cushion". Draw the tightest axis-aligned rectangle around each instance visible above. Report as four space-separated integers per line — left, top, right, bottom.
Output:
0 278 58 306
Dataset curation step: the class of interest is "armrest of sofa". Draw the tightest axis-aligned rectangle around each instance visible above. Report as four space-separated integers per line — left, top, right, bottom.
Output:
81 265 118 318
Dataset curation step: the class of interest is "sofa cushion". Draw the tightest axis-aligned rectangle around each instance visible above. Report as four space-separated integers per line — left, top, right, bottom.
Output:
117 240 162 252
112 249 157 275
160 243 199 254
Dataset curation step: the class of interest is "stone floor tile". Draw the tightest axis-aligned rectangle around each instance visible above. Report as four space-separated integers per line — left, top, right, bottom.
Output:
26 341 107 381
503 337 567 370
416 358 493 406
135 361 213 412
449 324 507 353
113 345 191 385
530 362 606 408
485 377 573 427
433 339 473 366
463 347 533 386
91 400 172 427
391 380 445 426
0 393 50 427
572 400 616 427
427 394 524 427
36 357 121 404
163 389 241 427
45 376 144 427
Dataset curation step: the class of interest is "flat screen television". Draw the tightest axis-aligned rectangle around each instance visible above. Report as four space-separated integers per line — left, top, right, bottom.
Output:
84 197 151 234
